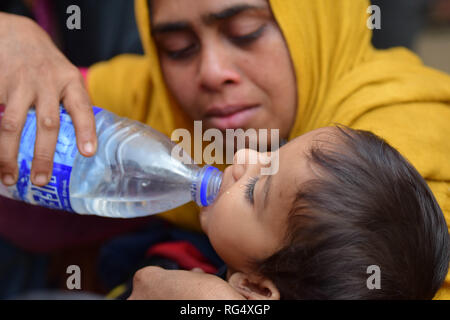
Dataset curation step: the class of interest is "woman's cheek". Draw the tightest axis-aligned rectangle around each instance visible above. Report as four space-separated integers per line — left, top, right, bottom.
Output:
161 64 192 110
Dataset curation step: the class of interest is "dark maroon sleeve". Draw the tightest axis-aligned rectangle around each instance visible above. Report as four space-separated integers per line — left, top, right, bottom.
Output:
0 196 155 253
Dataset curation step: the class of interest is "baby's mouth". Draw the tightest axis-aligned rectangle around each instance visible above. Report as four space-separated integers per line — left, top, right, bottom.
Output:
215 166 234 200
215 180 226 200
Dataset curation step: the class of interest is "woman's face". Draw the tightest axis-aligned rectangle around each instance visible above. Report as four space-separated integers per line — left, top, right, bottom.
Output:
151 0 298 140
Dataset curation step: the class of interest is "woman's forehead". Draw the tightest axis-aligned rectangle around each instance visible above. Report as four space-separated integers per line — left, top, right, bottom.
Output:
150 0 270 22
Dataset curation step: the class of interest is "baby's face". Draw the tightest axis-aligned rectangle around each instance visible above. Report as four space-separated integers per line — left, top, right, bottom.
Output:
200 127 337 273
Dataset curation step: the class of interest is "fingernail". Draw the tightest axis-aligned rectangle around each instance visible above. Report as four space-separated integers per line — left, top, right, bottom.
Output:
2 174 15 186
84 141 94 154
34 173 48 185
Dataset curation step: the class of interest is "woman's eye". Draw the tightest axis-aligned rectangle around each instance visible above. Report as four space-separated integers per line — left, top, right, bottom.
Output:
166 44 197 60
245 176 259 205
230 25 266 46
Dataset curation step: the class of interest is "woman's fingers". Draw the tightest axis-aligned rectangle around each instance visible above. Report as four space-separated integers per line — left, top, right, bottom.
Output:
62 79 97 157
0 13 98 187
31 94 60 186
0 89 34 186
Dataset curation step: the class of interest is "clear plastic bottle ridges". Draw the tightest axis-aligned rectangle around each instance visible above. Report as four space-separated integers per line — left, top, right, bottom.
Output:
0 105 223 218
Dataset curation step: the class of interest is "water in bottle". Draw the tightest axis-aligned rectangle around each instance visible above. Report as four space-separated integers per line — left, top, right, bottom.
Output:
0 105 223 218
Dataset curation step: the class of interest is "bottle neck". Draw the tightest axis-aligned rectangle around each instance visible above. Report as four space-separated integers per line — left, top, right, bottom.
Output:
191 166 223 207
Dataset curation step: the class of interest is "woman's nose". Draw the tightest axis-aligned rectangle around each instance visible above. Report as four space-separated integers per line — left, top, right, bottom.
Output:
199 45 241 91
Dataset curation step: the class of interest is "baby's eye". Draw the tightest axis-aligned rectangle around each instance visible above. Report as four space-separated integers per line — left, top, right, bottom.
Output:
245 176 259 205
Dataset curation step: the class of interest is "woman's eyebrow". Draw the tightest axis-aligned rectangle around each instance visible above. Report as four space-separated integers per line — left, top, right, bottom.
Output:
203 4 267 25
152 21 191 35
152 3 268 35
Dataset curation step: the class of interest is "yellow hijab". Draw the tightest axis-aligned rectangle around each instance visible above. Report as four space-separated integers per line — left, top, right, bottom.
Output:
87 0 450 298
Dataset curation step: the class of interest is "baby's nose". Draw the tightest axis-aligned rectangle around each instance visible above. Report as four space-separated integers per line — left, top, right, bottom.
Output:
233 148 260 166
231 149 262 181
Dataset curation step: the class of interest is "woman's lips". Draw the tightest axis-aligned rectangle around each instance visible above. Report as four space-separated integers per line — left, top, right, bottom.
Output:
205 105 260 130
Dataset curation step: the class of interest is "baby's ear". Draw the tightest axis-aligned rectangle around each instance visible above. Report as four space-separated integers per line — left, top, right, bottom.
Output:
228 272 280 300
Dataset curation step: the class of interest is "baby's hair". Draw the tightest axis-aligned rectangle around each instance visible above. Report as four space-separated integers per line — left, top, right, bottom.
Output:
257 125 449 299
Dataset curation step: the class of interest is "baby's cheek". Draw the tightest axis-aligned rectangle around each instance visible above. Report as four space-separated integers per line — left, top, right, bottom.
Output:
199 207 209 232
208 191 243 231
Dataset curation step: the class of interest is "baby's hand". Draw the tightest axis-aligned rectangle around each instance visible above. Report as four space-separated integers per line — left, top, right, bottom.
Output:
127 266 245 300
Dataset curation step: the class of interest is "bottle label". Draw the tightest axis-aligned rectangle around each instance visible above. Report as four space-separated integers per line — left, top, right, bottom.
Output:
0 105 101 212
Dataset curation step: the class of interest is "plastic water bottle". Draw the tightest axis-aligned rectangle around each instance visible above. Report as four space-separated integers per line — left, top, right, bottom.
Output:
0 105 223 218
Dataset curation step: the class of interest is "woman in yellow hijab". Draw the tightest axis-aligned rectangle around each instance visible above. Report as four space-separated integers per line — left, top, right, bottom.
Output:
86 0 450 298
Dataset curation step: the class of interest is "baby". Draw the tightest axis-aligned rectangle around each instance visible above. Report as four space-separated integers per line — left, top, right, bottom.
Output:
130 125 450 300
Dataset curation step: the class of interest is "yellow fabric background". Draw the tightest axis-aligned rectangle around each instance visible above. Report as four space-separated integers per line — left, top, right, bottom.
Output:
87 0 450 299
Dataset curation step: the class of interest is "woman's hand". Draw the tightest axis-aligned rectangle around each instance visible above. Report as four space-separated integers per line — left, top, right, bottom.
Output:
0 12 97 187
128 266 246 300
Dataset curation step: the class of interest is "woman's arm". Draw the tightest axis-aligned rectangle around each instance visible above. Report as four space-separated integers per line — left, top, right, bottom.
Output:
127 266 246 300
